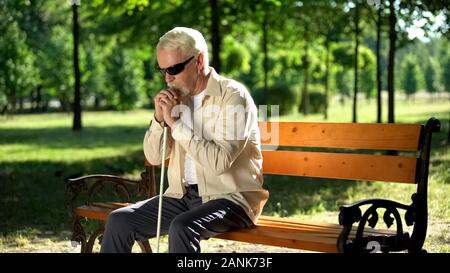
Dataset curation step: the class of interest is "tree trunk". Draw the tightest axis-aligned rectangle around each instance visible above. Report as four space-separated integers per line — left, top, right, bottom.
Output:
19 97 23 111
94 95 100 110
300 25 309 115
210 0 221 73
324 38 330 120
0 104 7 115
376 4 383 123
35 85 42 112
262 12 268 100
72 4 82 131
10 92 16 114
353 4 359 123
448 106 450 143
387 0 396 124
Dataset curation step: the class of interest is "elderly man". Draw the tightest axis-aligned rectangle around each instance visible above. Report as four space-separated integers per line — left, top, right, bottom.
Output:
100 27 268 253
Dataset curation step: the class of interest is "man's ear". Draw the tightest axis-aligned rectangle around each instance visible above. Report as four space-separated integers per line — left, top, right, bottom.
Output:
197 52 204 72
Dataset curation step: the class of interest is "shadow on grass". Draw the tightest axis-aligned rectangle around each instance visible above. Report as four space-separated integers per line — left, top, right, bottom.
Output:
0 124 150 234
262 175 360 218
0 149 146 235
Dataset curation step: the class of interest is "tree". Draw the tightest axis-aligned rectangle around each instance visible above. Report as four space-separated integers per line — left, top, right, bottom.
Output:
314 2 346 120
226 0 284 116
387 0 396 123
37 26 73 112
352 1 361 123
82 44 107 109
335 69 353 104
299 23 310 115
366 1 387 123
359 46 376 99
72 2 82 131
402 58 419 98
221 37 251 77
209 0 221 73
443 55 450 143
275 0 331 116
333 42 354 102
248 0 282 109
0 22 39 114
424 60 440 95
444 55 450 93
105 46 145 110
390 0 449 123
9 0 67 112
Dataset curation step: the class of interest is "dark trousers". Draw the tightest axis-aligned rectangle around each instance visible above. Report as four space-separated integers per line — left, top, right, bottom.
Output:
100 185 253 253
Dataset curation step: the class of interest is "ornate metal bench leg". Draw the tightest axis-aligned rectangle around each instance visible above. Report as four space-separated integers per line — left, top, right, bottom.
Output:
86 225 105 253
81 221 152 253
71 216 87 253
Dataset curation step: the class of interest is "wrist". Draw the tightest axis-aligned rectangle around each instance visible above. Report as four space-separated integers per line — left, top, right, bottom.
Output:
154 113 163 124
165 117 179 128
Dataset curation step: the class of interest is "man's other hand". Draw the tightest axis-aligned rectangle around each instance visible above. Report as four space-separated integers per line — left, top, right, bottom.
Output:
154 88 180 124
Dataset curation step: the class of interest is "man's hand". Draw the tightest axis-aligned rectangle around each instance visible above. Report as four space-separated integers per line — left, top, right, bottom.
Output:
154 88 180 127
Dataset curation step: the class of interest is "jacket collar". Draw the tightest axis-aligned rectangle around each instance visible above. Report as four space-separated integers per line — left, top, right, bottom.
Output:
204 67 222 97
180 67 221 105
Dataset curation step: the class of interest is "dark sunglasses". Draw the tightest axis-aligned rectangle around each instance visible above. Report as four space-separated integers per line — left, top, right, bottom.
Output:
158 56 195 76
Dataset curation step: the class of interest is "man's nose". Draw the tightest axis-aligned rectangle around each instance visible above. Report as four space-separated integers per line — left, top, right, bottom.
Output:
165 73 175 82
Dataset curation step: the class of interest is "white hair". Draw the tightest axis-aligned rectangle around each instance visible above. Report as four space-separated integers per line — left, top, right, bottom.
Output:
157 27 209 69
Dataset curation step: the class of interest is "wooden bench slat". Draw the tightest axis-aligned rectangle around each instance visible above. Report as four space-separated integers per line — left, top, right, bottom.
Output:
216 229 339 252
92 202 131 209
258 219 394 237
215 225 392 253
259 122 422 151
258 216 343 229
75 203 132 221
75 206 113 221
217 216 396 252
262 150 417 183
258 216 395 235
258 218 345 233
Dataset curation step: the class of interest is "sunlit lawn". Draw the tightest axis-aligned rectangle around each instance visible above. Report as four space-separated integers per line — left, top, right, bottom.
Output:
0 93 449 252
282 93 449 123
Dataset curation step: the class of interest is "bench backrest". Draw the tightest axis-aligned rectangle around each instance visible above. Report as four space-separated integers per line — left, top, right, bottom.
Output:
145 119 439 186
259 121 422 184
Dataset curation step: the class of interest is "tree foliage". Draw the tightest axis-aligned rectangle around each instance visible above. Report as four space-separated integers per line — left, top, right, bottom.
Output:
0 0 448 119
0 21 39 112
402 56 419 97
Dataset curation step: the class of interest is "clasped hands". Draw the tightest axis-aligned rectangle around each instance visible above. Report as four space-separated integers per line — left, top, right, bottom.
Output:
154 88 180 128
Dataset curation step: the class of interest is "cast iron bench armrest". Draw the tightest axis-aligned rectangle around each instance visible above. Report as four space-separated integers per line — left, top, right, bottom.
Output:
65 174 143 207
338 197 416 253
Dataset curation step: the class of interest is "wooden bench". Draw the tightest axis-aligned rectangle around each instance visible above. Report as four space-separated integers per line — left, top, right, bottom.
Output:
66 117 440 253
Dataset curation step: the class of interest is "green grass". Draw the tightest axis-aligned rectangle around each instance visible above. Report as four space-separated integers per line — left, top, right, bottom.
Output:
0 110 153 233
281 94 450 123
0 94 449 252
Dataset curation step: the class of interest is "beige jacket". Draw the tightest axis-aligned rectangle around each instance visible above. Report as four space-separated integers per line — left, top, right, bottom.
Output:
143 68 268 223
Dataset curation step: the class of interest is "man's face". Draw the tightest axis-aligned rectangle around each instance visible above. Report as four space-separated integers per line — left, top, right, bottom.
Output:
157 48 197 97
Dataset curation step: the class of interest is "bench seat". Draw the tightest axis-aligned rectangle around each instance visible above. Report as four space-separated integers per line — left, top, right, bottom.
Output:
75 202 395 253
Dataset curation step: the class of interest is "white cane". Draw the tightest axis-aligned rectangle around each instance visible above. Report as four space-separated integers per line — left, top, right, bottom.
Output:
156 122 168 253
